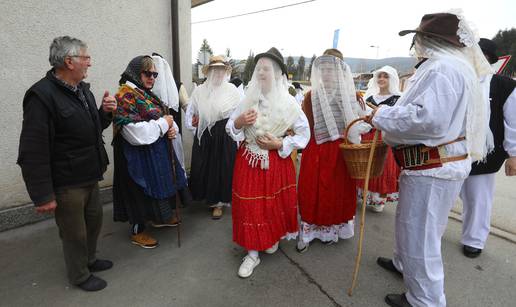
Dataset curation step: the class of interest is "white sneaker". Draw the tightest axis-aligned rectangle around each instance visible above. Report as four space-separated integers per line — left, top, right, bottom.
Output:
367 203 385 213
296 240 309 253
264 242 279 254
238 255 260 278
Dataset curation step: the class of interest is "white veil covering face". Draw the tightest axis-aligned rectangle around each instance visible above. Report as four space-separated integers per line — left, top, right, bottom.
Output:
310 55 362 144
240 57 302 169
191 66 241 142
364 65 401 99
150 55 185 175
411 10 494 161
151 55 179 111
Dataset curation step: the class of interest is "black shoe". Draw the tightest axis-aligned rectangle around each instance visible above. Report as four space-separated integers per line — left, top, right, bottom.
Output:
377 257 403 278
385 293 412 307
78 275 107 292
463 245 482 258
88 259 113 272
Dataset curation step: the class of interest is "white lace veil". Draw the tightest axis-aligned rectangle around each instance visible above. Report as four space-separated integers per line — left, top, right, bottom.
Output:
411 10 494 161
240 57 302 169
364 65 401 100
151 55 179 111
310 55 360 144
193 66 241 142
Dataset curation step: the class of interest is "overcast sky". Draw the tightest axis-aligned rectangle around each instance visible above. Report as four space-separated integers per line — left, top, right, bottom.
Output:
191 0 516 61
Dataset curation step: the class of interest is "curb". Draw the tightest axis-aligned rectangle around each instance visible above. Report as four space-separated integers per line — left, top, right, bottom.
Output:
0 187 113 232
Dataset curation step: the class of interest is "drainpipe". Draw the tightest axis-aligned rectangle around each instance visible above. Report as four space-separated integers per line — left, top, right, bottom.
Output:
171 0 181 83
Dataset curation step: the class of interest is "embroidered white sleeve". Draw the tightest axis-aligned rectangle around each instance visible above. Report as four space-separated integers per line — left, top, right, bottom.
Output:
503 88 516 156
185 102 197 133
278 113 310 158
225 104 245 142
121 117 169 146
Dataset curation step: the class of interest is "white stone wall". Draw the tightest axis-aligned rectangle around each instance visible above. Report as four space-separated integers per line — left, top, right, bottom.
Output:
0 0 192 210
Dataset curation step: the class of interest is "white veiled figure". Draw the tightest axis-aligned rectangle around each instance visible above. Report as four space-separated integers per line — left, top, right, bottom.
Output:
240 57 302 169
151 55 179 111
310 55 364 145
411 9 494 161
364 65 402 100
191 67 241 143
151 55 186 175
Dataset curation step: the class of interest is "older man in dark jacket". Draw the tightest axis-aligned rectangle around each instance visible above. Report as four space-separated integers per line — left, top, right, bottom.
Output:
17 36 116 291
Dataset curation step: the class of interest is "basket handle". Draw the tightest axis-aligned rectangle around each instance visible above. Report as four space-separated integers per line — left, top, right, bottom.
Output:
343 117 367 144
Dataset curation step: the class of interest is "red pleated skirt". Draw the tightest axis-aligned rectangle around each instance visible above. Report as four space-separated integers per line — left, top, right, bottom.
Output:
298 137 356 226
232 146 299 251
356 129 400 194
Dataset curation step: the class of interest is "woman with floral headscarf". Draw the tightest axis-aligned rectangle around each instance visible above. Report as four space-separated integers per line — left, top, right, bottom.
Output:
112 55 187 249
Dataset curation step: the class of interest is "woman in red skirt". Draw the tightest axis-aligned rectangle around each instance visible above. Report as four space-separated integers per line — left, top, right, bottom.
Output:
357 66 401 212
226 47 310 278
297 49 369 253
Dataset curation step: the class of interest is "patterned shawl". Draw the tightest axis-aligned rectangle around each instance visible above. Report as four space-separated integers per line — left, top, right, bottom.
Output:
114 83 164 128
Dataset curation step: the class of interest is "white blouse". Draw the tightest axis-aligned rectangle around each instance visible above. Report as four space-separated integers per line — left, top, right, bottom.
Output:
225 103 310 158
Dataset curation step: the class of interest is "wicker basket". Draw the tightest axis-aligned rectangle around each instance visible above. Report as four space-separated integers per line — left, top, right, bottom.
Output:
339 118 388 179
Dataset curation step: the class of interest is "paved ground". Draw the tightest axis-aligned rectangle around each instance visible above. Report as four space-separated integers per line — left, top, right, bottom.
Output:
453 171 516 236
1 198 515 307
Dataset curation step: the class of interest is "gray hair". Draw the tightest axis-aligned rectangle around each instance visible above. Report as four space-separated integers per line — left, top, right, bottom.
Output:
48 36 88 68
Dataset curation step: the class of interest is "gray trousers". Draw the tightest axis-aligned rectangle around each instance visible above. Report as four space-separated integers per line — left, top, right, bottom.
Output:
54 183 102 285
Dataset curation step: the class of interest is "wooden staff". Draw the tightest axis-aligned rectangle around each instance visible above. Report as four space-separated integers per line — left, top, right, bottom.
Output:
164 108 182 248
348 120 379 296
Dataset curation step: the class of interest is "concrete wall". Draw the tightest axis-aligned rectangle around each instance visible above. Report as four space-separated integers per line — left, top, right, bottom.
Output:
0 0 192 211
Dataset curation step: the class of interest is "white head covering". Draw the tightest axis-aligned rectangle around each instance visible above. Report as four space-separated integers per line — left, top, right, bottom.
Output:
310 55 361 144
239 57 302 169
190 66 241 142
364 65 401 100
151 55 179 111
411 9 494 161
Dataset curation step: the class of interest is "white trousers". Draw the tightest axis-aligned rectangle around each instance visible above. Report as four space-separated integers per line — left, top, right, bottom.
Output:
392 175 463 307
459 173 496 249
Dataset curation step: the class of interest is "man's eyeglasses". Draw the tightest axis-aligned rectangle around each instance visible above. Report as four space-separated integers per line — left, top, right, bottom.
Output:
142 71 159 78
70 55 91 61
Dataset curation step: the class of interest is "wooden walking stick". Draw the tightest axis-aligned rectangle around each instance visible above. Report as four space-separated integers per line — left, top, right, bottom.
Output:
347 127 380 296
167 136 182 247
164 109 182 248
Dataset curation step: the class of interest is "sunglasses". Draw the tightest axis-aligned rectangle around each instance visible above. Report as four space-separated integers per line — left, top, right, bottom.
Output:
142 71 158 78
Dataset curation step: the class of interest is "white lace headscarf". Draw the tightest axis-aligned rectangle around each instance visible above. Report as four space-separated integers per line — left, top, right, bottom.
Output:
411 10 494 161
240 57 302 169
364 65 401 100
311 55 365 144
192 66 241 142
151 55 179 111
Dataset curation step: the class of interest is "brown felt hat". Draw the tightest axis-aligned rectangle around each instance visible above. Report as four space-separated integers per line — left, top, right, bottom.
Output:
399 13 465 47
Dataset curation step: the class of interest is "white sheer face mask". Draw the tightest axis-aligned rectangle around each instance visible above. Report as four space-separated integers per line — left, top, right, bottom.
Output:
320 63 339 85
208 67 228 86
255 58 277 94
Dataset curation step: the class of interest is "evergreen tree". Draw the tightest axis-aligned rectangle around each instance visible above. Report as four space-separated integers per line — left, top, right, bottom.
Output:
297 56 306 81
492 28 516 76
307 54 317 80
243 51 256 85
197 39 213 64
286 56 296 78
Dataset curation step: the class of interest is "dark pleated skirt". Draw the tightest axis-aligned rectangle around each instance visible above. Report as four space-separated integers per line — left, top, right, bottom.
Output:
189 118 237 205
113 135 182 225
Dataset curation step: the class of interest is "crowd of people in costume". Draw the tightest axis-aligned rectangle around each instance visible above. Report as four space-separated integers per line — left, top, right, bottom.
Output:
17 9 516 307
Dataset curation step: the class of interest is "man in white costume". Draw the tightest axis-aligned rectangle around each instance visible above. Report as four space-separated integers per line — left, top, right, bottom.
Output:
459 38 516 258
367 12 492 307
